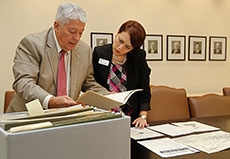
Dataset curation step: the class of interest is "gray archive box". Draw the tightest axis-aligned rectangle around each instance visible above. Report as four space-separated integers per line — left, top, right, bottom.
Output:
0 116 130 159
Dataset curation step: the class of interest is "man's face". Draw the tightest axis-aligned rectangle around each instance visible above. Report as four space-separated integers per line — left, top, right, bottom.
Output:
195 44 200 50
216 43 220 49
174 42 180 49
150 42 155 49
54 19 85 51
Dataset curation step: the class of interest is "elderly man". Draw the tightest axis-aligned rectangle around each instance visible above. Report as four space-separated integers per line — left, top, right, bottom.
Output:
7 3 108 112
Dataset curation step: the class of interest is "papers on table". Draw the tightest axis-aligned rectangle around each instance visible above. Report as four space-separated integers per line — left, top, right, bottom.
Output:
130 127 164 140
132 121 229 157
132 121 228 156
172 121 220 133
138 138 199 158
173 130 230 154
148 124 194 137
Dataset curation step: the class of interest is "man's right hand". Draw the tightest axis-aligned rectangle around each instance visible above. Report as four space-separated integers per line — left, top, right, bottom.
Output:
48 96 77 109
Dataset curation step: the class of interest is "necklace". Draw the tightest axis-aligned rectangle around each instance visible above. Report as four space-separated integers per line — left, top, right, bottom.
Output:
113 54 127 65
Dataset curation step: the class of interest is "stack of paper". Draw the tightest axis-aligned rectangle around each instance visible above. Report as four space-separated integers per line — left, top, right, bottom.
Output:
1 104 122 133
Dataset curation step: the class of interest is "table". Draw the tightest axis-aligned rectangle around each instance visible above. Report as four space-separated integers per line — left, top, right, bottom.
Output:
131 115 230 159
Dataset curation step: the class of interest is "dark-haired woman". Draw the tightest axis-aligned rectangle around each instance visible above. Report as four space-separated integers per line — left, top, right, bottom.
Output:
93 20 151 128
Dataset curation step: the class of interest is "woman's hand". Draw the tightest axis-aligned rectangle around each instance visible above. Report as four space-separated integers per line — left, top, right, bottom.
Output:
132 117 149 128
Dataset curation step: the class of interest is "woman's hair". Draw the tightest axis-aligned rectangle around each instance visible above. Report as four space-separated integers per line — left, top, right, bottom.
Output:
118 20 146 49
55 3 87 26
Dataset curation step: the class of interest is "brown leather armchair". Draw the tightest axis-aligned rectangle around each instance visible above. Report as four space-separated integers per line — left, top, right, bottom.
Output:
4 91 15 113
147 85 190 122
189 94 230 118
223 87 230 96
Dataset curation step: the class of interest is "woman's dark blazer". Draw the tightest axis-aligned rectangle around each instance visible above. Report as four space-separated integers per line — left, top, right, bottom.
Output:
92 44 151 122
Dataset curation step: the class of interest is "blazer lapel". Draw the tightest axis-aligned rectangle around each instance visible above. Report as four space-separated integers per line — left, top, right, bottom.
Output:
104 45 113 84
46 29 59 86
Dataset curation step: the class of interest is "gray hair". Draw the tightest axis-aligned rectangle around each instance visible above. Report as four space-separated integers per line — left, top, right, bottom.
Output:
55 3 87 26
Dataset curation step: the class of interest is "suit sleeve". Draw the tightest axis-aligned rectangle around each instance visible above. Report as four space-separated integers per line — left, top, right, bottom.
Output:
12 35 50 104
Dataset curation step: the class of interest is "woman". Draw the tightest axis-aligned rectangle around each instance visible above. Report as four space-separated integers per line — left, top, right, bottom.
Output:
93 20 151 128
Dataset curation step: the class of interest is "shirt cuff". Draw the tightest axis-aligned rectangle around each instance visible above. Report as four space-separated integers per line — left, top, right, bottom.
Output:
42 94 54 109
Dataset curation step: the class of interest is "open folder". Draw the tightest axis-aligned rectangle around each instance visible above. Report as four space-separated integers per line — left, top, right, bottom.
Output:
76 89 143 110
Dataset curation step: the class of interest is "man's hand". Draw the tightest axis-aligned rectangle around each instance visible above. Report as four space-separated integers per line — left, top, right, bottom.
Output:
48 96 77 108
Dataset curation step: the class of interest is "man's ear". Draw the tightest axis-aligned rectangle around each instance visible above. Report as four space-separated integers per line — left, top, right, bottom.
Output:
54 21 60 31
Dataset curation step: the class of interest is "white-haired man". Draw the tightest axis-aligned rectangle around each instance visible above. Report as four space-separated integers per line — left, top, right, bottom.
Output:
7 3 108 112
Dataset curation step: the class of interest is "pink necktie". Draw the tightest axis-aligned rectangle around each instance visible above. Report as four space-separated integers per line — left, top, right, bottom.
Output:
57 50 67 96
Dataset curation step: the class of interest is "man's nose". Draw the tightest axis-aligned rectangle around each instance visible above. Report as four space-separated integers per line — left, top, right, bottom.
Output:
73 33 80 41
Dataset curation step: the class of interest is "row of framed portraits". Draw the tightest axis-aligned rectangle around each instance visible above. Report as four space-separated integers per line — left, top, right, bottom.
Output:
90 32 227 61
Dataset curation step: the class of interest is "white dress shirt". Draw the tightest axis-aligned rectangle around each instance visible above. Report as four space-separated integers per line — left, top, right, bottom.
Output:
43 28 71 109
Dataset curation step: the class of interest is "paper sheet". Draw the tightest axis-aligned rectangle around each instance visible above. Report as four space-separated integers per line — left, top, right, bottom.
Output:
138 138 199 158
105 89 143 104
131 127 164 140
173 131 230 154
76 89 142 110
172 121 220 133
148 124 194 137
25 99 44 116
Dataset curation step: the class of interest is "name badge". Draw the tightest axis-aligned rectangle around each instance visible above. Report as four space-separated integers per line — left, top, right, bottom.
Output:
98 58 109 66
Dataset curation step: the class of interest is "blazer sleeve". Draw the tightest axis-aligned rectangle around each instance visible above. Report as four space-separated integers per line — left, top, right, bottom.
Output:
136 50 151 111
12 35 50 104
92 47 100 83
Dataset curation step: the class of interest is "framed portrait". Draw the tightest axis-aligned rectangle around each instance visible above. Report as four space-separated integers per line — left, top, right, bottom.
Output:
188 36 207 61
144 34 163 61
90 32 113 50
167 35 186 61
209 36 227 61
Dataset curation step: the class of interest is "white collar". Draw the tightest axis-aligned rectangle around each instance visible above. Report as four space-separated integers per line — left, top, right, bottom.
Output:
52 27 70 54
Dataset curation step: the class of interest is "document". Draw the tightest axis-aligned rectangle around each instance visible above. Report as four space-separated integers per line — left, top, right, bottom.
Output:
4 111 122 133
8 122 53 133
76 89 143 110
131 127 164 140
148 124 194 137
173 130 230 154
172 121 220 133
25 99 45 116
138 138 199 158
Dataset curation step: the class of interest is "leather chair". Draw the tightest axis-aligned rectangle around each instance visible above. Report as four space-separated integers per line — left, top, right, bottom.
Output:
147 85 190 122
4 91 15 113
223 87 230 96
189 94 230 118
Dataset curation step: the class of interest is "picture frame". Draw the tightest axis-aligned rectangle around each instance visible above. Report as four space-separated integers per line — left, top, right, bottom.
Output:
209 36 227 61
144 34 163 61
90 32 113 50
188 36 207 61
167 35 186 61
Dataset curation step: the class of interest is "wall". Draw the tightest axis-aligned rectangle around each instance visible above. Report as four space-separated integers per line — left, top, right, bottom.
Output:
0 0 230 113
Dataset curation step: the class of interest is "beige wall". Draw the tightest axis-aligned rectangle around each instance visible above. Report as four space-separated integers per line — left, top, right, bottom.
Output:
1 0 230 113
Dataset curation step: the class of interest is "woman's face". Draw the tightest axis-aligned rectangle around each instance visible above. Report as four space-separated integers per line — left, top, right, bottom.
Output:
113 31 134 56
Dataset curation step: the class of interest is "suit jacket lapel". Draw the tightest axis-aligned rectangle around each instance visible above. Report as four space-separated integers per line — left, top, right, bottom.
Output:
46 28 59 86
70 47 80 99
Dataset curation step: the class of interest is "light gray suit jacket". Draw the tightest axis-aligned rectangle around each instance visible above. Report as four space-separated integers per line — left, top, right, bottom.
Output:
7 28 108 112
